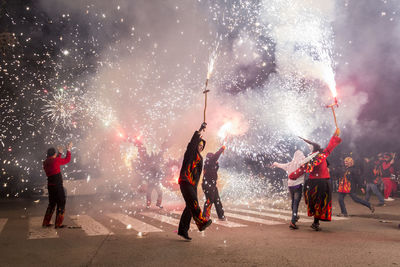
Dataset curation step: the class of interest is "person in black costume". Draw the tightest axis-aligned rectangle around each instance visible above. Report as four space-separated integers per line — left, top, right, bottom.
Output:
177 123 212 241
202 146 226 220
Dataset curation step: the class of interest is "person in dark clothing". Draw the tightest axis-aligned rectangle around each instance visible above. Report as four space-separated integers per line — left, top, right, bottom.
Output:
178 123 212 241
202 146 226 221
337 157 374 217
363 157 385 206
42 142 72 228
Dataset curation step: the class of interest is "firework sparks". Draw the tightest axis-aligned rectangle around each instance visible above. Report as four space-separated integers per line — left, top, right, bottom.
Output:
42 89 78 128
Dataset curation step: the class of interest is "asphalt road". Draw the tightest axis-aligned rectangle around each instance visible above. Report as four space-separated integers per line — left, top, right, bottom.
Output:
0 194 399 267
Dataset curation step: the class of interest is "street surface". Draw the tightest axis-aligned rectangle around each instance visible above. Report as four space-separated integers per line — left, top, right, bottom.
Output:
0 194 399 266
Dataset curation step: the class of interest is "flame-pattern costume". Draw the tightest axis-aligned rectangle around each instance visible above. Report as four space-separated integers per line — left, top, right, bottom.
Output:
338 164 372 215
290 135 342 222
178 131 209 234
202 146 225 220
42 151 71 228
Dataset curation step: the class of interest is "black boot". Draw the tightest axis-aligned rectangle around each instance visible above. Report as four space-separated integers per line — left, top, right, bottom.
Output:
178 231 192 241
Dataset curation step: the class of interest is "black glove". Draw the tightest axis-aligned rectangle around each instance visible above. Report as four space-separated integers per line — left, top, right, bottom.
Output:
199 122 207 131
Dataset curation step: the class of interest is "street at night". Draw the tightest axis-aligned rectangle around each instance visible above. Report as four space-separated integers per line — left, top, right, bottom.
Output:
0 194 399 266
1 0 400 266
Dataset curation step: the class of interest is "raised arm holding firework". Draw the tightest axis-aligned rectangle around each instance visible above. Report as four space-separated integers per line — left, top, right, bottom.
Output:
177 122 212 241
202 145 226 221
289 128 341 231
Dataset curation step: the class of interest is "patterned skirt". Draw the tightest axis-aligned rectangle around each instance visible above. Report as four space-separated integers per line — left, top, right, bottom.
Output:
304 178 332 221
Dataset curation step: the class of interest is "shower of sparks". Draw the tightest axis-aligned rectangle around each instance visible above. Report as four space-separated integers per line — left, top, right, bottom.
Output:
42 90 78 128
206 40 220 80
0 0 368 206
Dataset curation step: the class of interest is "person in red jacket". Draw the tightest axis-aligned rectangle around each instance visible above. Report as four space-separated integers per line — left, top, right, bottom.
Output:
42 142 72 228
289 128 341 231
380 153 396 201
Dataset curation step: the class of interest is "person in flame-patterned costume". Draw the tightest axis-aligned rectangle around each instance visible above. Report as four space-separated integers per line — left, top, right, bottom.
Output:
289 128 341 231
177 123 212 241
337 157 374 217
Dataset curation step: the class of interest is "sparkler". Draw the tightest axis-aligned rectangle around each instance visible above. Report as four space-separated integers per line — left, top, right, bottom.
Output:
43 89 78 128
203 42 219 123
324 70 339 128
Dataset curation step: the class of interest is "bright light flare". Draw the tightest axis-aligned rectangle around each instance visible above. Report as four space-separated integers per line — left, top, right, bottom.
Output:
323 67 337 98
218 121 233 140
217 115 248 142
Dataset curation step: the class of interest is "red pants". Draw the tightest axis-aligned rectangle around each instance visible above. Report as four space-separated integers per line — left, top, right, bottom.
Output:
383 178 396 199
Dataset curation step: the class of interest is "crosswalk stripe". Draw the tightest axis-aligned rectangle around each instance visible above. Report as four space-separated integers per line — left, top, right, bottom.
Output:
0 218 8 234
107 213 163 233
70 215 113 236
223 212 284 225
253 207 349 221
230 208 313 223
28 217 58 239
210 217 248 228
141 212 180 227
169 210 247 228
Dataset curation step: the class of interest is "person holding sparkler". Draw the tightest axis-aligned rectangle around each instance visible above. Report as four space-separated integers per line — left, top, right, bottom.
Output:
42 142 72 228
177 123 212 241
202 145 226 221
289 128 341 231
272 150 306 230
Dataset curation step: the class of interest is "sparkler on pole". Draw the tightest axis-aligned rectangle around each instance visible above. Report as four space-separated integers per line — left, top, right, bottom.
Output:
326 97 339 128
325 68 339 128
203 43 219 123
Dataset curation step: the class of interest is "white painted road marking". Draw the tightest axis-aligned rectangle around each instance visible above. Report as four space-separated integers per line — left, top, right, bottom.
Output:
230 208 313 223
141 212 180 227
70 215 113 236
28 217 58 239
107 213 163 233
223 212 284 225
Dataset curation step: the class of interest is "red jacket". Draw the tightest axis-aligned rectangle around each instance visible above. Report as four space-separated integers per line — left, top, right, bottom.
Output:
43 151 71 177
289 135 341 180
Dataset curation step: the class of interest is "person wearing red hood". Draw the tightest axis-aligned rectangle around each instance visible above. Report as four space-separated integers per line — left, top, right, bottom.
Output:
42 142 72 228
177 123 212 241
289 128 341 231
380 153 396 201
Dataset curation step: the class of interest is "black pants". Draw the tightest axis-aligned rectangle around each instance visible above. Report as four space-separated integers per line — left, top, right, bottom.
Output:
178 182 206 234
289 185 302 223
202 185 224 219
43 183 66 226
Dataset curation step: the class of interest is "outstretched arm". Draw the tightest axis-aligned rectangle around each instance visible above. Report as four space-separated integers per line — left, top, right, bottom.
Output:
209 146 225 162
323 128 342 157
